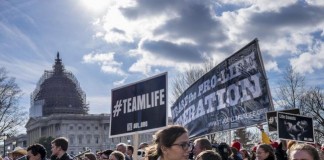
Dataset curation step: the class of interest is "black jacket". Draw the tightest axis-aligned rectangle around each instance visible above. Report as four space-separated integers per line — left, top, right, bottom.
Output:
56 153 73 160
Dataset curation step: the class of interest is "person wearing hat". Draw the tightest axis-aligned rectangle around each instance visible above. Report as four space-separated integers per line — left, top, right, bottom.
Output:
9 147 27 160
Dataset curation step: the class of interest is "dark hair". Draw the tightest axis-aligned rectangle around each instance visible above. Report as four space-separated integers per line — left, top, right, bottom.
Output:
101 149 113 157
27 143 47 159
240 149 251 160
194 138 212 150
147 125 187 158
217 143 231 160
139 142 149 149
51 137 69 151
257 144 275 160
84 153 97 160
127 145 134 153
110 151 125 160
289 143 320 160
196 150 222 160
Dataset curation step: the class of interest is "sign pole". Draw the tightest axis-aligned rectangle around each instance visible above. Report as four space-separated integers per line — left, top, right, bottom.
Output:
133 133 139 160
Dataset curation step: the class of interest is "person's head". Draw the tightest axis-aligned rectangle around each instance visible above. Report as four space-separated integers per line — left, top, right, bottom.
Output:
287 141 296 150
149 125 190 160
240 149 250 159
9 147 27 160
84 153 97 160
126 145 134 157
109 151 125 160
256 144 275 160
217 143 231 160
51 137 69 156
139 143 149 149
99 150 113 160
193 138 212 157
230 147 239 157
27 143 47 160
195 150 221 160
231 141 241 151
289 143 320 160
116 143 127 154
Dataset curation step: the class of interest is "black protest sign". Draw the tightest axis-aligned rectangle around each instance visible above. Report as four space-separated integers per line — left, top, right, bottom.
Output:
110 72 167 137
266 109 300 132
171 39 273 138
277 112 314 142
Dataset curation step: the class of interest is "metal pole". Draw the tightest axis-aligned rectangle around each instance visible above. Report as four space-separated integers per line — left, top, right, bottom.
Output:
3 138 5 157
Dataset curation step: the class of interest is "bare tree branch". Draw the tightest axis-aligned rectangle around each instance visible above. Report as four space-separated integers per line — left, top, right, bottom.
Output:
0 67 28 135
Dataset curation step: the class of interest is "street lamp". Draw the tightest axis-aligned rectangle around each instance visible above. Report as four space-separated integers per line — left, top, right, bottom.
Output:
0 134 8 157
12 141 16 149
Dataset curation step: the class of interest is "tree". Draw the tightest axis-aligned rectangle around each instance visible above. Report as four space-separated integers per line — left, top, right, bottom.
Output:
0 67 27 135
300 87 324 143
37 136 55 158
274 66 305 110
275 67 324 143
233 128 252 148
171 60 215 104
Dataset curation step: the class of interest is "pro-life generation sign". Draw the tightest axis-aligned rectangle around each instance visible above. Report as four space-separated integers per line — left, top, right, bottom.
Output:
171 39 273 138
109 72 167 137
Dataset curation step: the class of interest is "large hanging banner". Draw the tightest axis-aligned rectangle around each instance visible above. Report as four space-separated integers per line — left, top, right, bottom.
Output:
171 39 273 138
277 112 314 142
110 72 167 137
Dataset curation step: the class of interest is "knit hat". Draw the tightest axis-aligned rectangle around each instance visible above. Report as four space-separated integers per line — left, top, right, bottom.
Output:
231 141 241 151
271 141 279 149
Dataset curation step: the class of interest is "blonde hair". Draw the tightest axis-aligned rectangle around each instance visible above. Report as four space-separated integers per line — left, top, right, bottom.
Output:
289 144 320 160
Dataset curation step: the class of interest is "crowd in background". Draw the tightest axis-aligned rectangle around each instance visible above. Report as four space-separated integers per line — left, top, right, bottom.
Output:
0 125 323 160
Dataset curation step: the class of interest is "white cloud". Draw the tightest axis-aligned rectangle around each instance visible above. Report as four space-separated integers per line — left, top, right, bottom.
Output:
83 52 126 76
290 41 324 74
93 1 171 44
113 77 128 86
264 60 280 72
306 0 324 6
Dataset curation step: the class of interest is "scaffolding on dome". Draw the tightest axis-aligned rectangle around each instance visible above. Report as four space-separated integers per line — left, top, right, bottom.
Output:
30 53 89 116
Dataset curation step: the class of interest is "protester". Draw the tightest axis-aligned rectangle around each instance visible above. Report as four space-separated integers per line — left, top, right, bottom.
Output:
274 141 288 160
195 150 221 160
286 140 296 157
109 151 125 160
239 149 250 160
126 145 134 160
230 147 243 160
250 146 257 160
231 141 243 160
98 150 113 160
116 143 130 160
139 143 149 150
27 144 47 160
84 153 97 160
51 137 73 160
192 138 212 158
9 147 27 160
256 144 275 160
145 125 191 160
216 142 233 160
288 143 320 160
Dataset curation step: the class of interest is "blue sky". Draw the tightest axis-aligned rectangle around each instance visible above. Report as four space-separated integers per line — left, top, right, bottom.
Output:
0 0 324 116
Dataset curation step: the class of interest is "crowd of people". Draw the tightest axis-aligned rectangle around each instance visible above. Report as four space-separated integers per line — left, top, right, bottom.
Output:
1 125 324 160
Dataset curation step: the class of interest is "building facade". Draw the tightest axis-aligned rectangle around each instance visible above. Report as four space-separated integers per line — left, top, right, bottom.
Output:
26 53 153 155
